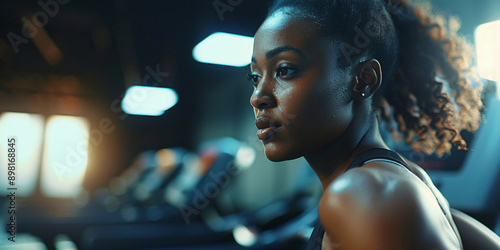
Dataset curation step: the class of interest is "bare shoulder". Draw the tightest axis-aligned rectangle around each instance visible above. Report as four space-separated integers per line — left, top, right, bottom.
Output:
319 161 461 250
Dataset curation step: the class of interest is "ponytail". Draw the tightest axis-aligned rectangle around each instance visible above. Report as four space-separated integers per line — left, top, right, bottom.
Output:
380 0 483 156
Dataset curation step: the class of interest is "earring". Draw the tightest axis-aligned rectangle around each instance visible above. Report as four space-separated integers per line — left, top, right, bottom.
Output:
361 92 366 97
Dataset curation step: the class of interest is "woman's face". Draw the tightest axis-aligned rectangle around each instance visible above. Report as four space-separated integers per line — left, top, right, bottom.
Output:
250 10 356 161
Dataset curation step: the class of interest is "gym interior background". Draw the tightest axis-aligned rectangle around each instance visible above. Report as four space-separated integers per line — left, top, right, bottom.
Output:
0 0 499 249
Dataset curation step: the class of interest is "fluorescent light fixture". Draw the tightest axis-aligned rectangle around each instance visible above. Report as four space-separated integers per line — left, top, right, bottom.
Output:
121 86 178 116
193 32 254 67
41 115 89 198
0 112 44 197
475 20 500 83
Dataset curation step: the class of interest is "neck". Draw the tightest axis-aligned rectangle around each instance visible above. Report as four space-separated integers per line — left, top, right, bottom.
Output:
304 114 388 190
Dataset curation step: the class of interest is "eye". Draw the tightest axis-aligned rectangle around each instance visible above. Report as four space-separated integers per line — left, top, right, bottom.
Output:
276 66 297 78
246 72 261 87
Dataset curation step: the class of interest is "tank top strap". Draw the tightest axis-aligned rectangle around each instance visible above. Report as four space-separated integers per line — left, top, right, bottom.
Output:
303 218 325 250
345 147 447 216
345 148 412 173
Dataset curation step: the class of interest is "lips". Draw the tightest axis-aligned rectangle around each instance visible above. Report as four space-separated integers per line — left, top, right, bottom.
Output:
255 117 283 141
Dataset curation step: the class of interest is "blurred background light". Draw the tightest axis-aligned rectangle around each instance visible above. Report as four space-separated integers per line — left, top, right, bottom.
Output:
41 115 90 198
475 19 500 83
192 32 254 67
121 86 178 116
0 234 48 250
54 234 78 250
233 225 257 247
235 144 256 170
0 112 44 197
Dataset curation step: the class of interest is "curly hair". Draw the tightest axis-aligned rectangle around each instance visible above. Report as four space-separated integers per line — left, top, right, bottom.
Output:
268 0 483 157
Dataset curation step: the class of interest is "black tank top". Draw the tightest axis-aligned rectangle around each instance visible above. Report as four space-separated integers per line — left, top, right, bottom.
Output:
303 148 418 250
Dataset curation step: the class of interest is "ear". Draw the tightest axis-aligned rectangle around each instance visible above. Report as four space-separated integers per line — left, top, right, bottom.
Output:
352 59 382 101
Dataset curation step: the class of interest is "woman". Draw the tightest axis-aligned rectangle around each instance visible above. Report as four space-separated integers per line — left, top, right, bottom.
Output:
248 0 500 249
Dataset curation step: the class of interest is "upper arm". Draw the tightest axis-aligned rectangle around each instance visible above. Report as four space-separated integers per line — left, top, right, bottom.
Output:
319 165 460 250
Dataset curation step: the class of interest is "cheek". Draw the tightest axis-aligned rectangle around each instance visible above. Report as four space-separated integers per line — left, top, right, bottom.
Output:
276 87 311 129
285 83 352 136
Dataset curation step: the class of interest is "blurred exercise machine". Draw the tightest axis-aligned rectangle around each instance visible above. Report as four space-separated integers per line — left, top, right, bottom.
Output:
2 137 320 250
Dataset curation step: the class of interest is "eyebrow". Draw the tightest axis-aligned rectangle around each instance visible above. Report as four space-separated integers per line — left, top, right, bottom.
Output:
251 45 304 63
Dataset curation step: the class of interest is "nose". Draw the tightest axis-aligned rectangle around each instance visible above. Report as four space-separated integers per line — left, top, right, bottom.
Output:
250 80 276 110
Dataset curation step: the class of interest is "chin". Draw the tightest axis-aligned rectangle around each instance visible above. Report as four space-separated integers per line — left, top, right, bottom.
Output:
263 143 302 162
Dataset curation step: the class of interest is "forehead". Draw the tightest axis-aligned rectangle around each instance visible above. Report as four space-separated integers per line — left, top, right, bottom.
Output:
253 11 335 61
